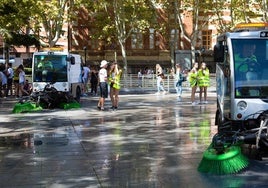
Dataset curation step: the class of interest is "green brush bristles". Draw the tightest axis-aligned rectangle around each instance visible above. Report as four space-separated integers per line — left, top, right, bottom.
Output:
198 145 249 175
12 102 43 113
59 102 81 109
13 101 81 113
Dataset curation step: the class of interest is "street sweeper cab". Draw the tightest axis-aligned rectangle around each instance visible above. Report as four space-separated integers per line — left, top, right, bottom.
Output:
198 23 268 175
214 22 268 150
31 48 84 102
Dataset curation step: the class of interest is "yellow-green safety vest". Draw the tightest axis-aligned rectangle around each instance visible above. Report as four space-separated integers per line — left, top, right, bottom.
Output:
108 69 122 90
13 70 19 81
188 71 198 87
38 61 53 70
197 68 210 87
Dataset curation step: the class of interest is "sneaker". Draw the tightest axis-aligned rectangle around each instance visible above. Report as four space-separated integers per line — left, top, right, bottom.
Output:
204 101 208 104
155 92 160 95
97 106 101 110
163 91 167 94
192 101 198 105
114 106 118 111
101 107 105 111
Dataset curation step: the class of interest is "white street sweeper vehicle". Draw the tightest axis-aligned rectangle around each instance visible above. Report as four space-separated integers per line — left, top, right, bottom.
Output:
30 48 84 108
198 23 268 175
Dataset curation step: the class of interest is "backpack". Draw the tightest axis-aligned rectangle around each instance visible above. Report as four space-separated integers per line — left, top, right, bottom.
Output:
182 74 187 82
178 72 186 82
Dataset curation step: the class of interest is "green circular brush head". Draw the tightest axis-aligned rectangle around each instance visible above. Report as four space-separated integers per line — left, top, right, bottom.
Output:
198 145 249 175
12 102 43 113
59 102 81 109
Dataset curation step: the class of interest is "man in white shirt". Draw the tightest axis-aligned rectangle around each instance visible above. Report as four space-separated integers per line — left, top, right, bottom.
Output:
97 60 108 111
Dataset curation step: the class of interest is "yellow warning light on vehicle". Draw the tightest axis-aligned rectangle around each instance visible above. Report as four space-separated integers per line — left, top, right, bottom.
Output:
41 47 64 52
234 22 268 31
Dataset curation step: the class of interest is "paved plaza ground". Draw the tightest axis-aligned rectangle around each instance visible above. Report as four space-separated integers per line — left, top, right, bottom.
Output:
0 89 268 187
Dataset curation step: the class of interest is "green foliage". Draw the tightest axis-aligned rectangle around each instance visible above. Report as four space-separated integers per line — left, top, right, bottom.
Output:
83 0 155 44
6 33 40 47
0 0 41 47
1 0 268 50
30 0 69 47
0 0 37 32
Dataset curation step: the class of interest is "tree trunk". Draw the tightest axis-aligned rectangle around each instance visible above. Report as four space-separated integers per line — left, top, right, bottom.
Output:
119 39 127 77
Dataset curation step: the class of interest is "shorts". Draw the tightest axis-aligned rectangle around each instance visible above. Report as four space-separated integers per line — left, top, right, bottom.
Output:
83 77 88 84
19 82 25 86
99 82 108 98
7 78 13 86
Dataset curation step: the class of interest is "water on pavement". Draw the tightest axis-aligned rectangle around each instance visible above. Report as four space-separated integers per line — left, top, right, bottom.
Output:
0 92 268 187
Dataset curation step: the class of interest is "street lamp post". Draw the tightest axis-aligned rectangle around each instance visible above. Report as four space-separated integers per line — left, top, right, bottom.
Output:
201 46 205 62
83 46 87 65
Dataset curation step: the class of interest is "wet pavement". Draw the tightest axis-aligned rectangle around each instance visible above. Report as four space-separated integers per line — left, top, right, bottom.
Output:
0 90 268 188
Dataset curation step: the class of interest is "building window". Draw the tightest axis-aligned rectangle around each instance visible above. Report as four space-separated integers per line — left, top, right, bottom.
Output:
202 30 212 49
149 28 155 49
131 29 143 49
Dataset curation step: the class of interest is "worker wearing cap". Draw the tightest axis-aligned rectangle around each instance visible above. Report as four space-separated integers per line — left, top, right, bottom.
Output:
97 60 109 111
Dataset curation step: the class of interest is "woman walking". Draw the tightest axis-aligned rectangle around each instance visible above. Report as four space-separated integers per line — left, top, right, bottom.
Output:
155 64 166 94
174 64 183 98
188 62 199 105
18 64 29 97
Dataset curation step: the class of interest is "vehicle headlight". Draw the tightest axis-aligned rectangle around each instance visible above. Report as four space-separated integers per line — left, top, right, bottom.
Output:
33 82 39 87
62 82 67 87
237 101 247 111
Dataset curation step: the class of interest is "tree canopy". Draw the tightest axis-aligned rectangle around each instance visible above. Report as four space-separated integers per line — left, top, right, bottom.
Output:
0 0 40 46
0 0 268 61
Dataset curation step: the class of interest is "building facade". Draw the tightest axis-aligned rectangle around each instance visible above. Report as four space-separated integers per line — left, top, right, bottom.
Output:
0 3 233 74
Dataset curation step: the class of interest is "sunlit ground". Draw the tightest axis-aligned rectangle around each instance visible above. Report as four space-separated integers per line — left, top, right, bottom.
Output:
0 93 267 187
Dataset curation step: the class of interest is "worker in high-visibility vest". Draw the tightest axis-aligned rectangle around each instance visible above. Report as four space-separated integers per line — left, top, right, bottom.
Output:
188 62 199 105
197 62 210 104
234 43 259 96
108 61 122 110
234 43 259 81
37 57 54 81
